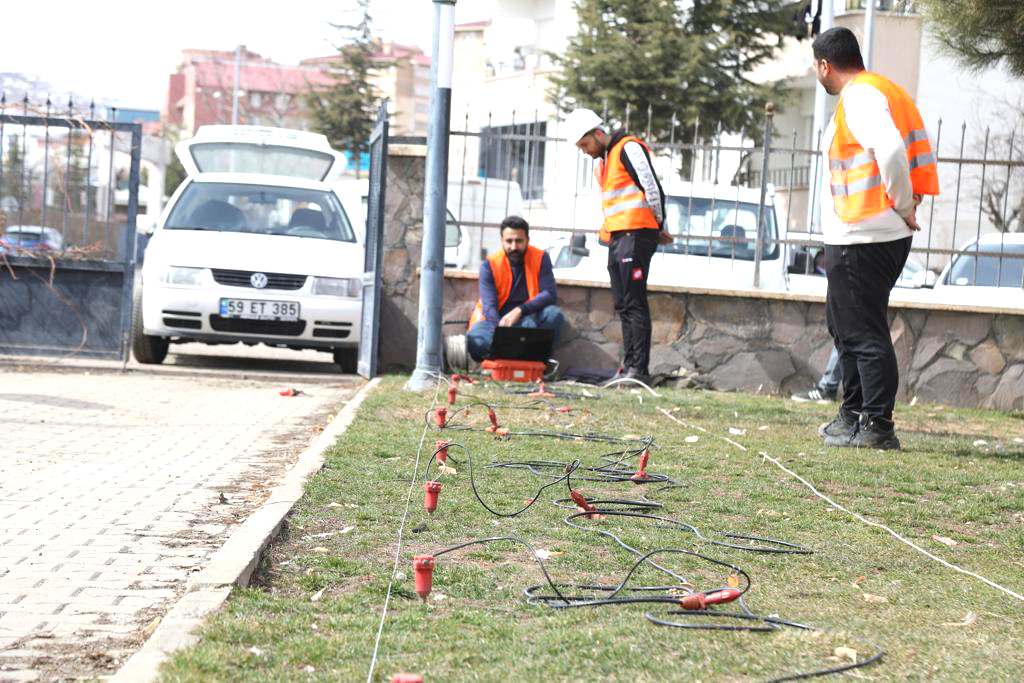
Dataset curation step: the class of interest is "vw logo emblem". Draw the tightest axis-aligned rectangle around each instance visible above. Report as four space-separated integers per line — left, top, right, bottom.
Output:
250 272 268 289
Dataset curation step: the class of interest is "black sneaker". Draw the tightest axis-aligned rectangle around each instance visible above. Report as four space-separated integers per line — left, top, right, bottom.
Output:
818 412 858 440
848 417 901 450
792 387 838 402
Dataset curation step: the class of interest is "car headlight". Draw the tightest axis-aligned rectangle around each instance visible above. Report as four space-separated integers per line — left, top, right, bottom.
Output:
161 266 206 286
312 276 362 298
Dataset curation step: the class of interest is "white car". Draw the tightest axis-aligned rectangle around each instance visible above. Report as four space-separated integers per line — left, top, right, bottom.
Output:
134 125 364 372
932 232 1024 307
547 183 787 291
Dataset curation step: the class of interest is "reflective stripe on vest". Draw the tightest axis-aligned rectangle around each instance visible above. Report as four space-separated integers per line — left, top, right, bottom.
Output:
467 245 543 329
599 135 659 236
828 71 940 223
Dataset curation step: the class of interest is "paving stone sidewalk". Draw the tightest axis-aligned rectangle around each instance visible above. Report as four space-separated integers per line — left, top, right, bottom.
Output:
0 364 358 681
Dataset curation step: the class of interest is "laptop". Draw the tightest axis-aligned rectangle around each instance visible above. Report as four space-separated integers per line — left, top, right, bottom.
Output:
487 327 554 362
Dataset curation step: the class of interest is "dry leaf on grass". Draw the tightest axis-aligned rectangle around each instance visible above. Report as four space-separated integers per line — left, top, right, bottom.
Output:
438 463 458 475
685 435 700 443
340 526 355 534
941 612 977 627
726 575 740 588
312 546 329 553
834 647 858 662
862 593 888 604
310 588 325 602
248 646 263 657
327 502 343 508
932 534 958 547
432 593 447 601
728 427 746 435
303 665 316 673
973 439 989 447
851 575 866 588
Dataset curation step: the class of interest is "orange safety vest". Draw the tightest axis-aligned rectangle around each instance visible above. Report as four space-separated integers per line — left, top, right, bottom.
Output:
596 135 660 243
829 71 940 223
468 245 544 328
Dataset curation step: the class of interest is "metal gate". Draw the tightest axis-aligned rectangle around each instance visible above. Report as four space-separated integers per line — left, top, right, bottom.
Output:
0 101 141 361
357 103 388 378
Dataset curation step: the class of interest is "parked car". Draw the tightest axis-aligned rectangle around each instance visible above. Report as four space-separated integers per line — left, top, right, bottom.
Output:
0 225 65 254
134 125 364 372
932 232 1024 307
547 183 786 290
786 231 938 296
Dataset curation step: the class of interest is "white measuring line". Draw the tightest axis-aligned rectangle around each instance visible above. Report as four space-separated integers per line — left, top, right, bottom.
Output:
658 407 1024 603
366 375 445 682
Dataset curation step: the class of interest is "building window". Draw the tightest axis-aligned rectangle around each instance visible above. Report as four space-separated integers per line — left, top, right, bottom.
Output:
249 91 262 108
478 122 547 201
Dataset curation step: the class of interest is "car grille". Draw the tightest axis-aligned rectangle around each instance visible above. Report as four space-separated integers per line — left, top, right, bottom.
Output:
211 268 307 290
208 315 306 336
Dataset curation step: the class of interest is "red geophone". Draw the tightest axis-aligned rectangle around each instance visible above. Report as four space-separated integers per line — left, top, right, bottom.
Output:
423 481 443 514
412 555 435 602
435 440 449 465
630 449 651 482
435 406 447 428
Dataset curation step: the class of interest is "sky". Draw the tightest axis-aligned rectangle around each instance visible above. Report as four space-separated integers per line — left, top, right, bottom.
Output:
2 0 494 110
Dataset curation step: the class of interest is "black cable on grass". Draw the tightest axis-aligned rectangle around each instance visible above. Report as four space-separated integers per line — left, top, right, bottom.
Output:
423 441 583 519
417 380 880 680
432 536 570 605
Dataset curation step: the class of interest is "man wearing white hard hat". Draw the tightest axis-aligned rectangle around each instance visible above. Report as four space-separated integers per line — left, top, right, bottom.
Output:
565 107 672 382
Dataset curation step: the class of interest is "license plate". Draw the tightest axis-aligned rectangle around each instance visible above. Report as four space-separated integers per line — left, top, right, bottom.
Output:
219 298 300 321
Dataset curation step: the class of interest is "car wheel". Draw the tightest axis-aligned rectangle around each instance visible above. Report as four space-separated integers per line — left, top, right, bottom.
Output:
131 294 169 364
333 347 358 374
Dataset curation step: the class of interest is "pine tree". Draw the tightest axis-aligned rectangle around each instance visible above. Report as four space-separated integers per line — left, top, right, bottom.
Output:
550 0 795 143
918 1 1024 77
305 0 382 163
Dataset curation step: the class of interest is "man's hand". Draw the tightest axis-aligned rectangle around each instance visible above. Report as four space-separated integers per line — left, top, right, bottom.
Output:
657 229 674 246
498 307 523 327
903 193 923 231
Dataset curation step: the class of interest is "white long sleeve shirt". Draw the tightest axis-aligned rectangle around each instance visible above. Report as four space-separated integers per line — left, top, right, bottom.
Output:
820 81 916 245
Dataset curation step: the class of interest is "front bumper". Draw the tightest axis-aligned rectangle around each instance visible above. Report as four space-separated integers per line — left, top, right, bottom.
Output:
141 281 361 350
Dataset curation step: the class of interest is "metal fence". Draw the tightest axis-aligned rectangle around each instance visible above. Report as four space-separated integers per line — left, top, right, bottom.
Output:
445 103 1024 292
0 94 142 259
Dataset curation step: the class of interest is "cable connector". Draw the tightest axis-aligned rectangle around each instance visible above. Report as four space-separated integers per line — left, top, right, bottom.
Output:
630 448 651 483
485 407 500 432
678 588 741 610
391 674 423 683
435 440 449 465
412 555 435 602
423 481 443 514
570 489 604 519
451 373 476 384
435 407 447 428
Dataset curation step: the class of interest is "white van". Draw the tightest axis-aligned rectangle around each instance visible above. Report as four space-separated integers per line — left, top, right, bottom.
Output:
135 125 365 371
547 183 786 291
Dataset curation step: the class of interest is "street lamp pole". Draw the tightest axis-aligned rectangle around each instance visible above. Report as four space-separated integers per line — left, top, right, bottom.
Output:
407 0 456 391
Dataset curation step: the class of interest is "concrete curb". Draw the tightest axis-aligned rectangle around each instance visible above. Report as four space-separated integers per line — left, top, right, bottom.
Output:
111 377 382 683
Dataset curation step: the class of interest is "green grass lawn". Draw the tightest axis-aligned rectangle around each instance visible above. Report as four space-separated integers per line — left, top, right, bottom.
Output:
159 377 1024 682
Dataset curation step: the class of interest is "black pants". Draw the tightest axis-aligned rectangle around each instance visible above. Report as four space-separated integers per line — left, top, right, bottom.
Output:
825 237 911 426
608 229 659 373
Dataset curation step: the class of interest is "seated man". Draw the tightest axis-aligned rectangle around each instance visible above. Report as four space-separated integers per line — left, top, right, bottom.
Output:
467 215 563 361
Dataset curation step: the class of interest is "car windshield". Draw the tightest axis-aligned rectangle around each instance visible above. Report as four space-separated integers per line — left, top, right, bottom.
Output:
944 243 1024 287
164 182 356 242
660 196 779 260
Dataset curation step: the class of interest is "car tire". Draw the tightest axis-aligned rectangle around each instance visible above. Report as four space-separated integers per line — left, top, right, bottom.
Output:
333 348 358 374
131 294 169 364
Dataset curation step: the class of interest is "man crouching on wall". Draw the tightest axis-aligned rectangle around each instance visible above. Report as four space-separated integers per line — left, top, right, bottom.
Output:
466 215 563 361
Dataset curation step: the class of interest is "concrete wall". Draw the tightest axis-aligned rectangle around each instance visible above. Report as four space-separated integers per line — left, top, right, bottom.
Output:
443 272 1024 411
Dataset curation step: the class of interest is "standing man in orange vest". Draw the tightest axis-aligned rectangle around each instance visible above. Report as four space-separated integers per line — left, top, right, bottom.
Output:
565 108 673 382
466 216 562 362
812 27 939 450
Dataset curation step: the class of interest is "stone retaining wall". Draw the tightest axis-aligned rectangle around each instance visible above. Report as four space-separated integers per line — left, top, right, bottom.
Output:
443 274 1024 411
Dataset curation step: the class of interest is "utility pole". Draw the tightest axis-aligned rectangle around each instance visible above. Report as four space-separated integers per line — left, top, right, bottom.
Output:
231 44 242 125
406 0 456 391
863 0 876 70
806 0 834 233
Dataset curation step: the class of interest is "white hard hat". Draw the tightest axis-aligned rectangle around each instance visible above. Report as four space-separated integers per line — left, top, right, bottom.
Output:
563 108 603 145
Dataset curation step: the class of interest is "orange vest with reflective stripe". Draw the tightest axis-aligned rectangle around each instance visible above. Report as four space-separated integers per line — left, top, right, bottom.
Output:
829 71 940 223
596 135 660 243
468 245 543 328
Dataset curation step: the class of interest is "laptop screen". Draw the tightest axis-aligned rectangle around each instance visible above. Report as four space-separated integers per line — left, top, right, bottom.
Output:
487 327 554 362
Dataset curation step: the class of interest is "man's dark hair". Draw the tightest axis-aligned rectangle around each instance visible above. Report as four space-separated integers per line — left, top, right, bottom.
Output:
812 27 865 71
500 215 529 238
